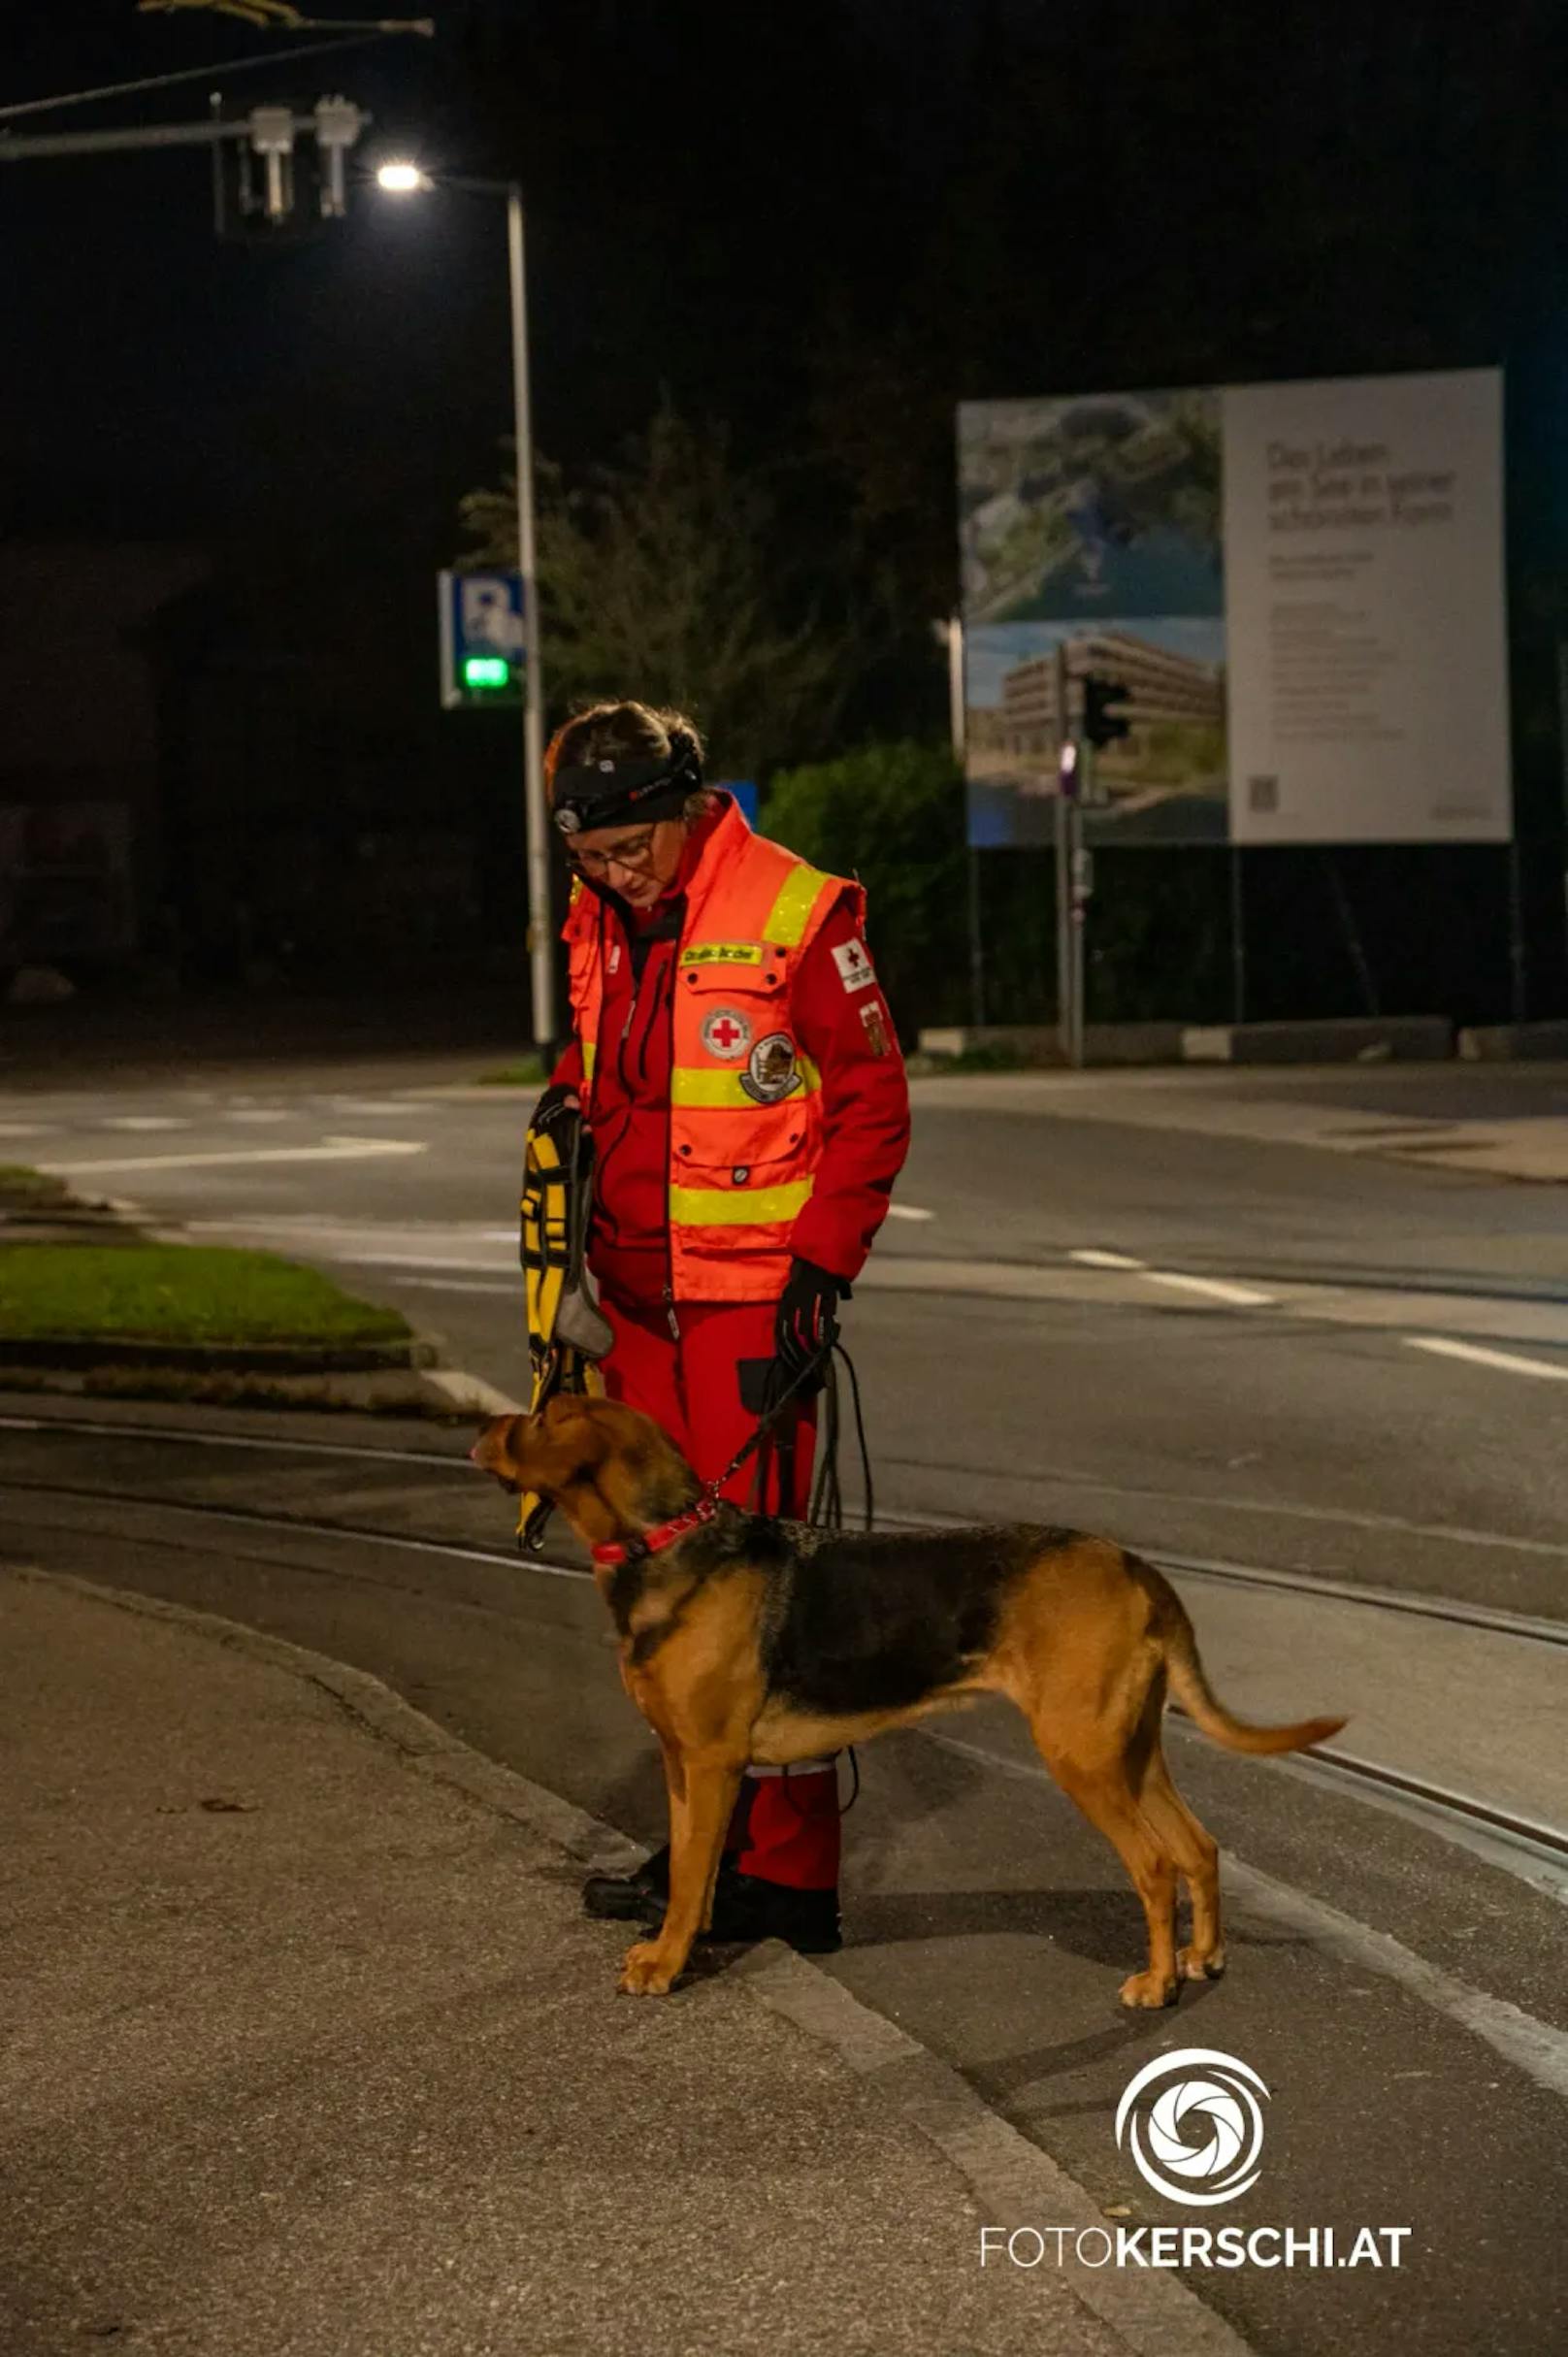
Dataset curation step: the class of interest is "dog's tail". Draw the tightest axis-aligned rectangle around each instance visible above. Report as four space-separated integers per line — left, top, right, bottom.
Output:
1161 1594 1345 1756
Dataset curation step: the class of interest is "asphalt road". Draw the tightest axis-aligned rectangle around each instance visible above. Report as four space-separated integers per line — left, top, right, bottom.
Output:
4 1038 1567 2356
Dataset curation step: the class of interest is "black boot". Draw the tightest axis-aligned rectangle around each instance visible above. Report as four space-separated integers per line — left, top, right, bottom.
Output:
700 1872 842 1955
582 1853 841 1953
581 1845 670 1921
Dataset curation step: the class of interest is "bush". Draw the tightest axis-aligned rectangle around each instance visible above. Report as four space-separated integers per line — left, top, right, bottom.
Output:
763 742 970 1034
764 742 1234 1032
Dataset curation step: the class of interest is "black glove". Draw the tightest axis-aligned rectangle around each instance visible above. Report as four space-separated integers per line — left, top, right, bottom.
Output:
774 1258 849 1378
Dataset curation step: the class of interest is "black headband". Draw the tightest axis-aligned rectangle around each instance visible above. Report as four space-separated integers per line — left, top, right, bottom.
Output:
552 729 703 835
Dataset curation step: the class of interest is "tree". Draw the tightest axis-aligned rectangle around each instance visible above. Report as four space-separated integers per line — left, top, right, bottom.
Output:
459 401 854 778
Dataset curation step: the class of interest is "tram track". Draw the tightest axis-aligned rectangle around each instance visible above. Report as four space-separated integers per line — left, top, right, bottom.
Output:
4 1407 1563 1646
3 1405 1565 1887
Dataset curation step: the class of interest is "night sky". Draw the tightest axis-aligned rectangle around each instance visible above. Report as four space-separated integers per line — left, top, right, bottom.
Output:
5 1 1568 1020
10 3 1565 569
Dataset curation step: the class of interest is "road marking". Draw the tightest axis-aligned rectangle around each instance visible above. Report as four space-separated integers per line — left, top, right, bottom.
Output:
224 1109 293 1124
395 1276 518 1295
0 1122 52 1136
337 1252 513 1273
423 1366 525 1417
42 1135 428 1176
1144 1269 1275 1307
329 1097 425 1116
99 1116 190 1131
1405 1335 1568 1383
887 1202 934 1223
921 1728 1568 2101
1071 1248 1271 1305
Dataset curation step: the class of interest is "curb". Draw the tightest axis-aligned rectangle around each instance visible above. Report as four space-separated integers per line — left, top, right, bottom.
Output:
0 1333 429 1374
7 1562 1254 2357
0 1363 449 1415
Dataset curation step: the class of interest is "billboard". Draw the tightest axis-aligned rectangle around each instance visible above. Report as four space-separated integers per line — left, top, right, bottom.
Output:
959 370 1510 847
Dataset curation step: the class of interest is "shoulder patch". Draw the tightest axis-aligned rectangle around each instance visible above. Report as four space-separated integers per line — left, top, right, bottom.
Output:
832 937 876 993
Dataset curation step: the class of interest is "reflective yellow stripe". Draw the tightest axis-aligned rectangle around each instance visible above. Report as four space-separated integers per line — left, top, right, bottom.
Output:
670 1056 821 1109
670 1177 815 1226
582 1040 597 1080
762 864 833 948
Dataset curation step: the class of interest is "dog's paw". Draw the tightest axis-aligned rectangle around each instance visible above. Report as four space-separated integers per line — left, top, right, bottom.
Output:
1178 1944 1226 1982
619 1939 679 1996
1119 1969 1180 2010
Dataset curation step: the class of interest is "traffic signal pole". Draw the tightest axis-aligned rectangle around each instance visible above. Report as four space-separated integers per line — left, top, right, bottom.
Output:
505 181 557 1049
1054 644 1075 1064
1058 666 1128 1066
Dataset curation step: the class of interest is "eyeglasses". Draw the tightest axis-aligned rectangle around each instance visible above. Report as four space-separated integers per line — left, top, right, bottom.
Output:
571 826 662 881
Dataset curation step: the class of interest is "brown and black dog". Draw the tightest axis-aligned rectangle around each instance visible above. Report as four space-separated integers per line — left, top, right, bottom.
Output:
472 1395 1345 2005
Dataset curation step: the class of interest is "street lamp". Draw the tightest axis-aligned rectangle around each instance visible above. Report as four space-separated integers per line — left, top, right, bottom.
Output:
374 159 429 195
375 158 555 1046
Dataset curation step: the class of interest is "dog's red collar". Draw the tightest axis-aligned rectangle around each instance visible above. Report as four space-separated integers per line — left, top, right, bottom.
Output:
592 1494 718 1567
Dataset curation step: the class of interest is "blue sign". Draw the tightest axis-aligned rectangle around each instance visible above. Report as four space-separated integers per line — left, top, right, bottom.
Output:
439 570 524 707
718 778 760 827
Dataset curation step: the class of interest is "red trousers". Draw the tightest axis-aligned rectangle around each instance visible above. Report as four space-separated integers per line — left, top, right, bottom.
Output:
601 1293 841 1891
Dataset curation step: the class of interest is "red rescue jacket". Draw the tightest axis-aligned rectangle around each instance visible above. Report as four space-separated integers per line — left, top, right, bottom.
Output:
553 798 908 1307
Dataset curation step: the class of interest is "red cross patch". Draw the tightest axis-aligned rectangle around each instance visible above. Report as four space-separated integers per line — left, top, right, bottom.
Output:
701 1006 753 1060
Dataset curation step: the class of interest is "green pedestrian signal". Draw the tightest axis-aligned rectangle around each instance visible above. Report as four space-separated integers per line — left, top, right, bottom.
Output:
463 655 512 691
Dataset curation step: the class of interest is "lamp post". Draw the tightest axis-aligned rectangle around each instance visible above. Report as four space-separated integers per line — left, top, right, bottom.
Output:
375 161 556 1046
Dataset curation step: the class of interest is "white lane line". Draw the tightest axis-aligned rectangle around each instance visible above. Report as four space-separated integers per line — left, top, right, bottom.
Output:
887 1203 935 1223
1144 1270 1275 1307
329 1098 425 1116
41 1135 428 1176
0 1123 52 1137
336 1252 512 1273
99 1116 191 1132
921 1728 1568 2101
423 1366 524 1417
225 1109 293 1125
1070 1248 1145 1270
1405 1335 1568 1383
395 1277 518 1296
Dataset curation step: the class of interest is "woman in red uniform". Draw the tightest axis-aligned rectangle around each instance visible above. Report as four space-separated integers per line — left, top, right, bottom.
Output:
542 698 909 1952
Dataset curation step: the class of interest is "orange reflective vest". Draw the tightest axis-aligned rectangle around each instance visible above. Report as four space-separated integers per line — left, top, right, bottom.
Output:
563 800 862 1303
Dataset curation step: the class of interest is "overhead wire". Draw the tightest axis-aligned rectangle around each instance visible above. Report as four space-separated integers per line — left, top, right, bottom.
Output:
1 22 431 126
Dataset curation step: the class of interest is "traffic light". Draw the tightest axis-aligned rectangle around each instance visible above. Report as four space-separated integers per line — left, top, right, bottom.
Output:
462 655 514 694
1082 674 1132 748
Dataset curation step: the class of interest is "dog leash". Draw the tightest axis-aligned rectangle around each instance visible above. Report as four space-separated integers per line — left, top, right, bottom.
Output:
591 1346 833 1569
591 1340 875 1561
588 1338 875 1825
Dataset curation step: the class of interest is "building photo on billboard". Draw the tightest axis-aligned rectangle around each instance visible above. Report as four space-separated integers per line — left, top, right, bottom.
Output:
958 369 1511 855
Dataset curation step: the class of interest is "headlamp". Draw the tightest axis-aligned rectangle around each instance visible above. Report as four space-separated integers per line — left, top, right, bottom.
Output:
551 730 703 836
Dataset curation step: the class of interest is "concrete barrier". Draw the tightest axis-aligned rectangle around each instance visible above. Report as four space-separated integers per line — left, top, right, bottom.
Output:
1181 1016 1453 1064
917 1018 1454 1068
916 1024 1188 1066
1457 1021 1568 1062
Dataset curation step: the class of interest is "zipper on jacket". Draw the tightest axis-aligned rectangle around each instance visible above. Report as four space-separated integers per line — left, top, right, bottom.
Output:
664 897 683 1339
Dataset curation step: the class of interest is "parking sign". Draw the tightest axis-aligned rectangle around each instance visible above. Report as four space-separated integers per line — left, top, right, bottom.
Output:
439 570 525 707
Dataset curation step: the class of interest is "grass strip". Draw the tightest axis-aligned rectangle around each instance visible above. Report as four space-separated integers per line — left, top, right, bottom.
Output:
0 1244 409 1349
0 1164 69 1209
